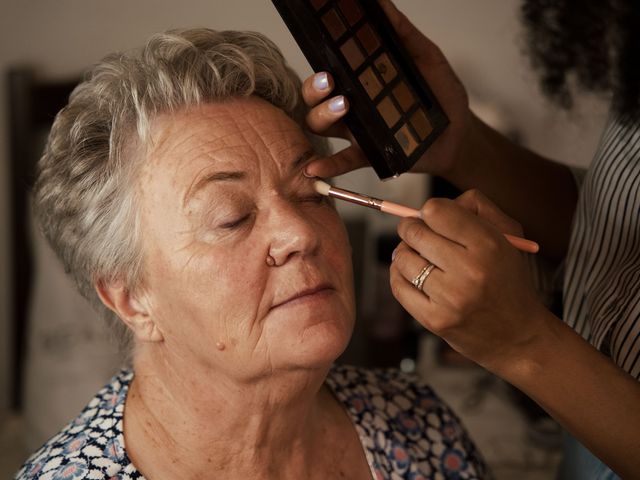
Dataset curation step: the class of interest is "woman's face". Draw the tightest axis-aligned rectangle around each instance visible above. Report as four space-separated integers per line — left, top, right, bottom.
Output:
135 97 355 381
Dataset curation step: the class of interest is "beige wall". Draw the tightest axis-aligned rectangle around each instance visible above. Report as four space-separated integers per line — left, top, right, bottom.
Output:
0 0 609 409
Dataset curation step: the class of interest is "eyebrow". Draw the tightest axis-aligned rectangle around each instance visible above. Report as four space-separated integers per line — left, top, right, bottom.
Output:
182 149 315 206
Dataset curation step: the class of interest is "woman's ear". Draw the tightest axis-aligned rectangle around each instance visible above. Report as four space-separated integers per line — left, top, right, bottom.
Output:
95 280 164 343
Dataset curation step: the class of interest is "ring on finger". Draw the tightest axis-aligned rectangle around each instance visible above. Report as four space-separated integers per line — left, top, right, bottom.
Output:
412 263 436 291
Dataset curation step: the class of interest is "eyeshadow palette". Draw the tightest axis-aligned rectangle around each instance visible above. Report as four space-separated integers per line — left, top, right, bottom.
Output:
272 0 449 179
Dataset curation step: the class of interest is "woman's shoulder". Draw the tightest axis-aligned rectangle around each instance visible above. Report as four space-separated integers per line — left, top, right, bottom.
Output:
327 364 490 479
14 369 138 480
327 363 442 410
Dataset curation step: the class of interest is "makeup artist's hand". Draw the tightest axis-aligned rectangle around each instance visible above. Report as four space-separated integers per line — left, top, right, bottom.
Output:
389 189 547 372
302 0 471 178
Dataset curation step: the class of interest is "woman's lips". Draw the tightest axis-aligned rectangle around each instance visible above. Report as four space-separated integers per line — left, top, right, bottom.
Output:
271 284 334 309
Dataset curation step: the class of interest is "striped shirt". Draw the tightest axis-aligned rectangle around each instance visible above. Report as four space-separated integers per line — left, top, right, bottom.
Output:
563 112 640 379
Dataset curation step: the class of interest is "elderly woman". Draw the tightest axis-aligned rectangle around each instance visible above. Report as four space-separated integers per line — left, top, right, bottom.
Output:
16 29 487 479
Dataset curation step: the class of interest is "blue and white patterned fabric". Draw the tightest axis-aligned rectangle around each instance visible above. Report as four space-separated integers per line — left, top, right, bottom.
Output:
16 365 488 479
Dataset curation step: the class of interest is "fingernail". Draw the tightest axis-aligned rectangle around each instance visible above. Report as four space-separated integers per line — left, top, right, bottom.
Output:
303 166 315 178
313 72 329 91
391 248 398 262
328 95 346 113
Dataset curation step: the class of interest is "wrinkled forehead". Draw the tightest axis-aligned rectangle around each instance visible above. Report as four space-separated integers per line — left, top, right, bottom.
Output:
143 97 310 181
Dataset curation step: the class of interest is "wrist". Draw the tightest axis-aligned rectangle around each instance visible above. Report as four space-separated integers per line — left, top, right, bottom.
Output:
490 305 561 387
438 111 485 187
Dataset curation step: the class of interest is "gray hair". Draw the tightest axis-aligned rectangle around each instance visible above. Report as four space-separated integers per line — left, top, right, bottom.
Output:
34 28 327 353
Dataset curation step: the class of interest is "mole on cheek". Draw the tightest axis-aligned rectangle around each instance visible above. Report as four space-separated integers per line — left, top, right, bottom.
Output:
216 341 226 351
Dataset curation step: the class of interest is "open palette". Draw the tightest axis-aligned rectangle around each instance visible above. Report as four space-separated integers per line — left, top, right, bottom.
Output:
272 0 449 179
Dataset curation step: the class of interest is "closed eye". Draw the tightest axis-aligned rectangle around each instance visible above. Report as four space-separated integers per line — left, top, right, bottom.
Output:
296 194 327 204
219 213 251 229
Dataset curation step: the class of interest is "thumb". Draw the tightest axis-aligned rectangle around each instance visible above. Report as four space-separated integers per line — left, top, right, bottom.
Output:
304 145 369 178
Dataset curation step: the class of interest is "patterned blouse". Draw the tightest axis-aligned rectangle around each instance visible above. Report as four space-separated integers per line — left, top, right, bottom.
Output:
16 365 489 479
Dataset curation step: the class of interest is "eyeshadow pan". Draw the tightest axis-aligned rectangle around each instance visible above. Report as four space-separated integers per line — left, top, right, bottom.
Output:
310 0 328 10
377 96 401 127
340 38 365 70
395 125 419 156
359 67 383 99
322 8 347 40
374 53 397 84
356 24 379 55
392 82 415 112
337 0 363 26
410 108 433 141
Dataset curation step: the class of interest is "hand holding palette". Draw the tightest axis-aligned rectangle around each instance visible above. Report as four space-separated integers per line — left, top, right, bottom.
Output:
272 0 449 179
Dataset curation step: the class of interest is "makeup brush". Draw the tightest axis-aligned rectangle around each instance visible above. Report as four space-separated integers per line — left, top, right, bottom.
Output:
314 180 539 254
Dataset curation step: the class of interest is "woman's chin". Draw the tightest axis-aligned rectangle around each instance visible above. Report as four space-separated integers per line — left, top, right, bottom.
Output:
269 315 353 369
303 322 352 365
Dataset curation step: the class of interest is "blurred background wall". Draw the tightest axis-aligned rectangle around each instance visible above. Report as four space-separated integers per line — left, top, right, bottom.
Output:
0 0 609 446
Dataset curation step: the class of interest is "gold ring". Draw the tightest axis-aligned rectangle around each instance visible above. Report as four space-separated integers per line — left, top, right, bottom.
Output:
411 263 436 291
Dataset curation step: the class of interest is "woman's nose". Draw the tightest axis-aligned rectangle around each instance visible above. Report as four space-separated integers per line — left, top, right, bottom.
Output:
266 202 320 266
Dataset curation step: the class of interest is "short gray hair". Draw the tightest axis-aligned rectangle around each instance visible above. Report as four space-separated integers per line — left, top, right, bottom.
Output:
34 28 326 353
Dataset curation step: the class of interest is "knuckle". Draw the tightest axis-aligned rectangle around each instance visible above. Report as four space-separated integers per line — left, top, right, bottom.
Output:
422 198 440 218
467 188 483 200
476 234 500 255
393 248 409 266
467 265 488 286
458 188 476 202
389 271 404 298
485 236 501 255
397 217 412 233
403 221 425 245
422 197 447 220
390 281 402 300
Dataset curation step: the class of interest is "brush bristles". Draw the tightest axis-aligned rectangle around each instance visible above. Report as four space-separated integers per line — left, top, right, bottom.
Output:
313 180 332 196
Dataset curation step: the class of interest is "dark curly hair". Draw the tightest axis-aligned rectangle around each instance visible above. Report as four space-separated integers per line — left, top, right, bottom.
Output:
521 0 640 115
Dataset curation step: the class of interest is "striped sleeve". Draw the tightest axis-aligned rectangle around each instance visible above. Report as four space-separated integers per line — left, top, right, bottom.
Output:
562 112 640 379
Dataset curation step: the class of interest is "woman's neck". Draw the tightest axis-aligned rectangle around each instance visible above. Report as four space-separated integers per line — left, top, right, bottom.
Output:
123 349 343 479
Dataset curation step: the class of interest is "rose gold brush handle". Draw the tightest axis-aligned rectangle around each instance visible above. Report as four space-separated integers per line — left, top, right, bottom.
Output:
314 181 540 254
